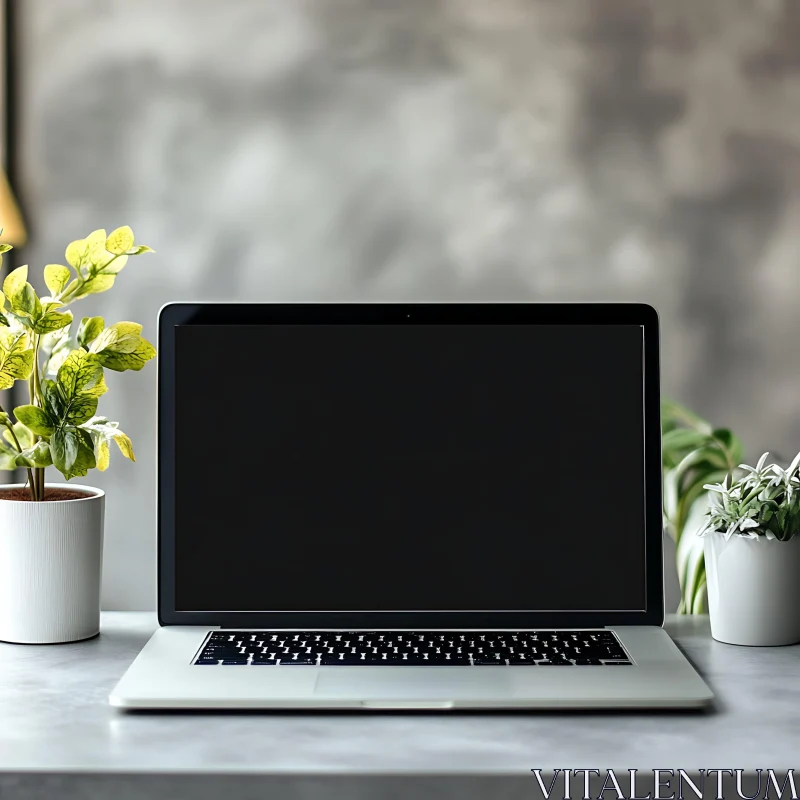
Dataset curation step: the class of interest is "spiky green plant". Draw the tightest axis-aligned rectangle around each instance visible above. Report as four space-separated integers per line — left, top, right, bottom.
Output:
661 399 743 613
700 451 800 541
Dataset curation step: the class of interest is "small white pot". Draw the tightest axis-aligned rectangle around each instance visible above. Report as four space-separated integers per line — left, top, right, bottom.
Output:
0 484 105 644
704 532 800 646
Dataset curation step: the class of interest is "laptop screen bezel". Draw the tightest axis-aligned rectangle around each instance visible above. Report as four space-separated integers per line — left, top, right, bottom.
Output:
157 302 664 628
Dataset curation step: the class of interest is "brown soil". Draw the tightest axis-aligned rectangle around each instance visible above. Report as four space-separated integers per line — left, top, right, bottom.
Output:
0 487 94 502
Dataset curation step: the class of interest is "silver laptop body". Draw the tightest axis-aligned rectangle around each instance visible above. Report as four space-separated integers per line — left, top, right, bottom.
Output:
110 302 713 710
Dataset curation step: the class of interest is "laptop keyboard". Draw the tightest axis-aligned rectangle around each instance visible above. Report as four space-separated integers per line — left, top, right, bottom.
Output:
194 630 632 666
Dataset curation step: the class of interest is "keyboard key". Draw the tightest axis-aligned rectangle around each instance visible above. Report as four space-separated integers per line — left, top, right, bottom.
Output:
278 658 317 666
604 661 633 666
221 660 249 665
574 659 602 665
537 660 573 666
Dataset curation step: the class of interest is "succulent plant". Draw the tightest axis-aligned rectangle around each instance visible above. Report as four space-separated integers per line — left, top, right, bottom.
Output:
700 451 800 542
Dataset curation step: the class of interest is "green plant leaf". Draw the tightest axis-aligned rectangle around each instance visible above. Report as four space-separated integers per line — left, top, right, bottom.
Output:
55 350 106 424
0 330 34 390
14 282 41 319
57 349 104 397
130 245 154 255
31 303 73 335
13 404 55 437
81 416 135 470
0 243 12 254
661 398 713 435
51 425 95 479
95 254 128 275
0 434 18 469
710 428 744 467
0 312 8 327
94 437 110 471
90 321 156 372
70 274 116 299
2 264 28 301
3 420 34 451
14 440 53 469
65 230 107 272
77 316 105 348
42 379 66 422
106 226 135 255
662 428 712 456
43 264 72 296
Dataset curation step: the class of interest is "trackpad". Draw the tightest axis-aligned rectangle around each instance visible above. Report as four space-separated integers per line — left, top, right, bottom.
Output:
314 668 512 699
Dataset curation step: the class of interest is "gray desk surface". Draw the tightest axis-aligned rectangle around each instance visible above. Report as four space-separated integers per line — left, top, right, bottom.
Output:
0 613 797 798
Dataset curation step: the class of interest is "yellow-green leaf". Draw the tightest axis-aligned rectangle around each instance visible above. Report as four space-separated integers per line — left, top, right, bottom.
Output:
113 431 135 461
65 239 88 270
44 264 72 296
13 282 41 319
80 417 135 468
95 438 110 471
71 274 116 299
65 230 106 272
77 316 105 348
13 404 55 437
57 349 105 399
90 321 156 372
32 308 73 335
54 350 106 425
3 265 28 300
14 440 53 469
97 337 155 372
106 226 135 255
0 331 34 390
3 420 34 451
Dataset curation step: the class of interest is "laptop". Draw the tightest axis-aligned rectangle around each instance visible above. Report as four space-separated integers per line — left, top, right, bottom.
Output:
109 302 713 710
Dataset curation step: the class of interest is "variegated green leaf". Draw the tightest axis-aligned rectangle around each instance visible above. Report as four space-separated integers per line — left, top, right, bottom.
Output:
2 265 28 301
81 416 135 469
106 226 135 255
51 425 96 479
90 321 155 372
77 316 105 348
13 404 55 438
0 330 34 389
14 440 53 469
2 420 34 451
44 264 72 296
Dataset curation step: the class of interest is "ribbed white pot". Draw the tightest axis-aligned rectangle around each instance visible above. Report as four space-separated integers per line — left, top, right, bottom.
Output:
0 484 105 644
705 533 800 646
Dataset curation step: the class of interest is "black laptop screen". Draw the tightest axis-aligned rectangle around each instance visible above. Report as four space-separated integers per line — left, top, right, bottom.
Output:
173 323 646 612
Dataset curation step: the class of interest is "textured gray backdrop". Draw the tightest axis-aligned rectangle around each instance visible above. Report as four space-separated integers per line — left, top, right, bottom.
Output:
8 0 800 609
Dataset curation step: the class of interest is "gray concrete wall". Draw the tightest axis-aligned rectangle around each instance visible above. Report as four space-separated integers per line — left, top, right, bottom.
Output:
10 0 800 610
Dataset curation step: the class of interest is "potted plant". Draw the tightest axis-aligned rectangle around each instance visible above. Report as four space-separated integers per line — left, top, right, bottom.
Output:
0 226 155 644
700 451 800 646
661 399 744 613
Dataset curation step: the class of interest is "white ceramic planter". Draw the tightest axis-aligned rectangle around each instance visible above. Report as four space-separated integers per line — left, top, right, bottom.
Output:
704 532 800 646
0 484 105 644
